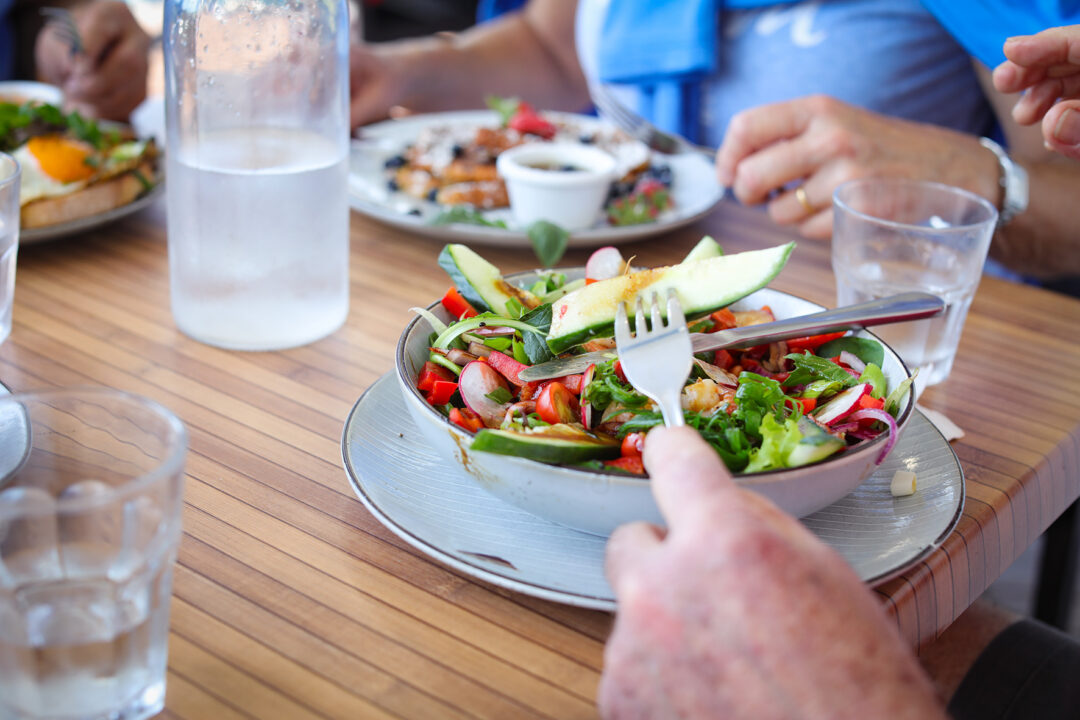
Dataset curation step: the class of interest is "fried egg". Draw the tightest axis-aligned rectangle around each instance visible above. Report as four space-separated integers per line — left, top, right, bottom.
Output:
13 135 97 204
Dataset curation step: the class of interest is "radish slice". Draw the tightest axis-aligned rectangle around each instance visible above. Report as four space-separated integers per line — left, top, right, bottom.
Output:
838 351 866 374
458 361 512 426
580 364 597 429
814 383 871 425
585 246 625 283
849 408 899 464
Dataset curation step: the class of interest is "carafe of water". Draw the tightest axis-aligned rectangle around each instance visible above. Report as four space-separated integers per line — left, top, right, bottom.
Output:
164 0 350 350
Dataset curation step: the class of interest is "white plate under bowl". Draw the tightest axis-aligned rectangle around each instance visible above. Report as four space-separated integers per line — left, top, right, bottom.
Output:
348 110 723 248
342 373 964 610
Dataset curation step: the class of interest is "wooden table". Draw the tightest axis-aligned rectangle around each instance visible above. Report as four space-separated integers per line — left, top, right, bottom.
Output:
5 197 1079 720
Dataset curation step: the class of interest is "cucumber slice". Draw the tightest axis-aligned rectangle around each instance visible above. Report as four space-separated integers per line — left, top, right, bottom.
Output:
547 242 795 354
786 417 846 467
682 235 724 263
438 244 540 318
471 424 620 464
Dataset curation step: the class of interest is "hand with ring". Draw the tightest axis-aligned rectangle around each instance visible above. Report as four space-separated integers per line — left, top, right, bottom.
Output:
715 95 1003 239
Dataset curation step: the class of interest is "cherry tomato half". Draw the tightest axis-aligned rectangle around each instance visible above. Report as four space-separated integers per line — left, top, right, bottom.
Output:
536 381 580 424
621 432 646 458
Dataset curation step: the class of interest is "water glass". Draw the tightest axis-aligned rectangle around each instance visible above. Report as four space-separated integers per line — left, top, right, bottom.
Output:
0 153 20 345
164 0 351 351
0 388 187 720
832 178 997 392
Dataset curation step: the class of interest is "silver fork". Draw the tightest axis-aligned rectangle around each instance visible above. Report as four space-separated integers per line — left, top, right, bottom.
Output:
40 7 84 56
614 290 693 427
589 82 715 160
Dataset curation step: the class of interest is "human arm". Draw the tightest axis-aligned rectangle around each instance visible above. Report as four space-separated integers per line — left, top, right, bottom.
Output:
715 67 1080 280
599 426 947 720
34 0 150 121
350 0 588 129
993 26 1080 160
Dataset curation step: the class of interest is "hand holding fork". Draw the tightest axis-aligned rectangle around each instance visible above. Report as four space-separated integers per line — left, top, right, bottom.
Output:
36 2 151 121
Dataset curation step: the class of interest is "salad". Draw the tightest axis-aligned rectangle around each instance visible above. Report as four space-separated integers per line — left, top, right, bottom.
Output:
411 241 913 477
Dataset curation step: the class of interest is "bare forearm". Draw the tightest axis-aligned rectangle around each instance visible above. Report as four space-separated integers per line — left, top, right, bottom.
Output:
991 156 1080 278
378 6 588 114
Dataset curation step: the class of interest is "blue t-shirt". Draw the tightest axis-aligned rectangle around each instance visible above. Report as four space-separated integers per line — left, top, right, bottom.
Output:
576 0 995 147
0 0 14 81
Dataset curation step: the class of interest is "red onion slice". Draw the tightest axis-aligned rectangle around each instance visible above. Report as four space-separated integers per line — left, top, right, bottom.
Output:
470 326 518 337
849 408 898 464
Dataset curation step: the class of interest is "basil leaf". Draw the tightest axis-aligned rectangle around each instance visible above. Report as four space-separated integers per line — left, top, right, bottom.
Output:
520 303 555 364
784 353 859 389
485 95 520 126
816 337 884 367
485 387 513 404
527 220 569 267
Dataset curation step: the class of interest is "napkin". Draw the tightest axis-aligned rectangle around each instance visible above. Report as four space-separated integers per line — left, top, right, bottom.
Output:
916 404 965 442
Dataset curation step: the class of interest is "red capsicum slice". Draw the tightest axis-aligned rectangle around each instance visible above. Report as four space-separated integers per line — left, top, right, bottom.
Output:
441 287 478 320
418 361 455 392
449 407 484 433
426 379 458 406
786 331 847 353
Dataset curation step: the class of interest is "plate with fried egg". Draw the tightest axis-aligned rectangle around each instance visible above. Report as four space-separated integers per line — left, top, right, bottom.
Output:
0 93 161 244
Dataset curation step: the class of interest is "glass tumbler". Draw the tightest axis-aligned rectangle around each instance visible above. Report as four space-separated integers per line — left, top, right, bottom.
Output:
0 388 187 720
0 153 20 345
832 178 997 393
164 0 351 350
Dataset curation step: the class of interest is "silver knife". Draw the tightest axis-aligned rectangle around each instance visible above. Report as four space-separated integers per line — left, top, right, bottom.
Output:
518 292 945 381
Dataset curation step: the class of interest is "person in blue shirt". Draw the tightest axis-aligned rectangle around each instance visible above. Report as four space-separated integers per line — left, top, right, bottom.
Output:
348 0 1080 284
1 0 149 121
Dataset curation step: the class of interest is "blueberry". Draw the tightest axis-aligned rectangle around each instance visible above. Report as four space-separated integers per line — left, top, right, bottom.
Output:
560 165 577 172
387 179 400 191
426 188 438 202
451 144 465 159
384 154 407 169
579 134 595 144
407 208 422 216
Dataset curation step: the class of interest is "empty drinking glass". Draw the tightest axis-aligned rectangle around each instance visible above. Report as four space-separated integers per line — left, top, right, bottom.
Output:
0 388 187 720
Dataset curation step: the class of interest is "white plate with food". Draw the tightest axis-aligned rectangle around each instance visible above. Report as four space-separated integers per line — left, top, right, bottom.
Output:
348 109 722 248
0 81 63 106
342 372 964 610
1 95 161 244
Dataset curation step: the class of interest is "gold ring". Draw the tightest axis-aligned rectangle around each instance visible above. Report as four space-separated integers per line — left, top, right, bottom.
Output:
795 186 814 214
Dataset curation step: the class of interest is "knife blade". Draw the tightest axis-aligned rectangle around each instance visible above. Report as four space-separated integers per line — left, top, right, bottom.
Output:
517 292 944 381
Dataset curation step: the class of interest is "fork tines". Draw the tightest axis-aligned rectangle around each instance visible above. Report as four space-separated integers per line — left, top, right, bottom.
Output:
40 7 84 55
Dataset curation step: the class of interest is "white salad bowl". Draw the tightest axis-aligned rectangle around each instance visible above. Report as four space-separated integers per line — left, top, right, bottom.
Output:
396 270 915 536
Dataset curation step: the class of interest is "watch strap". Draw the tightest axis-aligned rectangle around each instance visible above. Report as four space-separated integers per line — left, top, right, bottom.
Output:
979 136 1029 226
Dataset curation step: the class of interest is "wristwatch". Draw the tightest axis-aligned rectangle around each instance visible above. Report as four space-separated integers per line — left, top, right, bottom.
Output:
979 136 1029 226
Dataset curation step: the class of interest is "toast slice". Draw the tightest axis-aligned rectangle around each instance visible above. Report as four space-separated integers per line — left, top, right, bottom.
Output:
20 160 157 229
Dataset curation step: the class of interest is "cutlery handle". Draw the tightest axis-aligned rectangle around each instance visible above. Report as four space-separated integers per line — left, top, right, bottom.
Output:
690 292 945 354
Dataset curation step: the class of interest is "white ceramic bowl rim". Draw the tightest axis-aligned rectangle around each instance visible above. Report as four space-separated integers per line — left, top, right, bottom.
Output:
496 142 618 187
396 272 916 488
